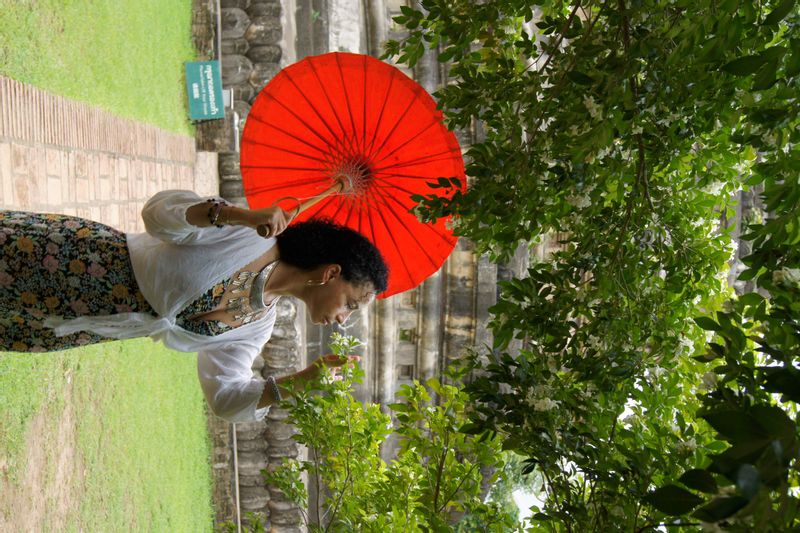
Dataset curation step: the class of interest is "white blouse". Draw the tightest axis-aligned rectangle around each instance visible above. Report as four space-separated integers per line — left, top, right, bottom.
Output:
45 190 278 422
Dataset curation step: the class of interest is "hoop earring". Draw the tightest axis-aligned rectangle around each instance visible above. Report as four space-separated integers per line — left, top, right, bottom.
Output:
306 279 328 286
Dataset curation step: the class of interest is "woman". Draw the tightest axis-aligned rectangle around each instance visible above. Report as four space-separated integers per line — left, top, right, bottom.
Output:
0 189 388 422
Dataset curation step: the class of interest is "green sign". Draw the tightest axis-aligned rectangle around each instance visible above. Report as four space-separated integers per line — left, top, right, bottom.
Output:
185 61 224 120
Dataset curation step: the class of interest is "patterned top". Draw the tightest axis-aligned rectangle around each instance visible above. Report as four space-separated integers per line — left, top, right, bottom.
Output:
174 278 235 337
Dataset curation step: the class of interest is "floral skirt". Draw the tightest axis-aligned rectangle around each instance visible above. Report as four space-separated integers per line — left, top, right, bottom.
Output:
0 211 156 352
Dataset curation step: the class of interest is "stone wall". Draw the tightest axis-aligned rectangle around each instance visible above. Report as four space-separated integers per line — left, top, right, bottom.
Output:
206 298 304 532
207 414 237 526
192 1 305 531
217 0 284 207
215 3 307 530
192 0 217 60
193 0 238 153
191 1 238 529
193 1 507 530
256 299 304 531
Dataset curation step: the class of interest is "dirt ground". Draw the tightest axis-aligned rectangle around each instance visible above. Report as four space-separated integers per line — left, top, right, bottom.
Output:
0 381 83 532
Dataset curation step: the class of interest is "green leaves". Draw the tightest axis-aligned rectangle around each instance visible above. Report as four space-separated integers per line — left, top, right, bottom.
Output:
643 485 704 515
385 0 800 529
721 46 788 90
694 316 722 331
752 58 779 90
761 366 800 402
692 496 750 522
679 469 719 494
721 55 765 75
701 410 770 442
652 404 796 523
267 335 509 532
566 70 593 85
425 176 462 189
749 405 796 441
762 0 796 26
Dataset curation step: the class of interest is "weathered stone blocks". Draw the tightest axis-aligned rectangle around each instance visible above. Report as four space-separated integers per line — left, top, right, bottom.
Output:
249 62 282 93
221 0 250 9
220 179 245 198
247 2 282 18
221 54 254 86
218 152 240 176
230 84 257 105
265 420 297 441
221 37 249 56
268 441 299 460
235 422 266 440
246 44 282 64
261 344 299 369
238 450 270 471
237 438 269 453
194 108 238 153
221 8 250 39
266 406 292 421
268 500 303 525
270 527 301 533
239 473 269 488
241 485 270 510
245 16 283 45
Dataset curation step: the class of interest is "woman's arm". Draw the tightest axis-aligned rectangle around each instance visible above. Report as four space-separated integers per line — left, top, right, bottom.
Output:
185 202 293 238
197 349 357 422
258 354 359 408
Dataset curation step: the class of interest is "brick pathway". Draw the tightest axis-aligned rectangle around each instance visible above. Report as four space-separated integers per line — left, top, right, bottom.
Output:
0 75 218 232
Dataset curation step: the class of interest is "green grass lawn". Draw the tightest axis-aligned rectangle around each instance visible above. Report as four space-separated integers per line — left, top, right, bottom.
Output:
0 2 213 528
0 0 196 135
0 339 214 531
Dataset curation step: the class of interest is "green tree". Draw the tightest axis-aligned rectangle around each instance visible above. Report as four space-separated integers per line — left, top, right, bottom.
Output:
457 452 531 531
387 0 800 530
264 333 521 532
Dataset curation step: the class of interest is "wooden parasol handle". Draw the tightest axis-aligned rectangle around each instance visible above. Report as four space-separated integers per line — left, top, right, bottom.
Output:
256 175 352 237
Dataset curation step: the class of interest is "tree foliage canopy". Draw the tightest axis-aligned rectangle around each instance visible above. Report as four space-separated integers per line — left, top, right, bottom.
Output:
385 0 800 530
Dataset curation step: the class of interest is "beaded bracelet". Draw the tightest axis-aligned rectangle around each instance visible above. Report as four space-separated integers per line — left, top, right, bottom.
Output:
206 199 227 228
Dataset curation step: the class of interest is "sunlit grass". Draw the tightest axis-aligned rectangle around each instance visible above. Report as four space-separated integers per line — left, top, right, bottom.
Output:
0 0 196 135
0 339 214 531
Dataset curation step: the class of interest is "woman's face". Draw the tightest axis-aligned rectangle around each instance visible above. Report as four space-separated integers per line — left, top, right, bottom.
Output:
304 265 376 326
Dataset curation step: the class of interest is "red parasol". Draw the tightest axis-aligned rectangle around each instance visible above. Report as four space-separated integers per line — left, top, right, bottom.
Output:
240 52 465 298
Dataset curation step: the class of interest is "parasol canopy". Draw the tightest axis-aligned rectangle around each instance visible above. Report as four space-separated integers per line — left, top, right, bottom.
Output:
240 52 465 298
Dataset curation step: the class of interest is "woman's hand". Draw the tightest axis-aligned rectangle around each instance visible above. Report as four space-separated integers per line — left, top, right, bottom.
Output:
247 206 294 238
299 354 361 383
185 201 294 235
266 354 360 408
